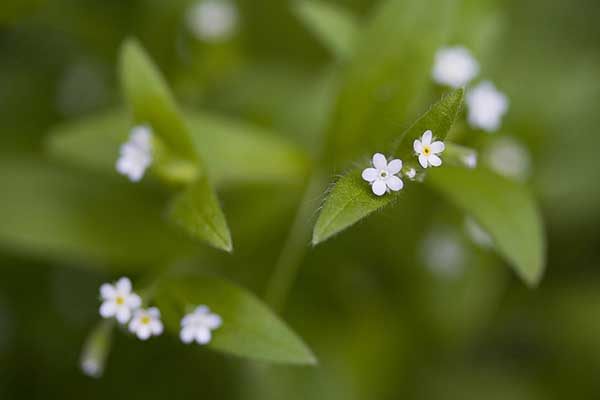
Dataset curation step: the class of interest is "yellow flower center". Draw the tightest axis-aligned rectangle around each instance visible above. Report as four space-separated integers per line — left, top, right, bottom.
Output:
141 315 151 324
423 146 431 156
379 170 388 178
116 296 125 305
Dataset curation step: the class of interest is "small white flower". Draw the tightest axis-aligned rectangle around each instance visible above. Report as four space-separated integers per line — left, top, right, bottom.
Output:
432 46 479 88
180 306 222 345
405 168 417 180
361 153 404 196
116 125 153 182
129 307 163 340
414 130 445 168
99 277 141 324
464 152 478 169
186 0 238 42
484 136 531 181
466 81 509 132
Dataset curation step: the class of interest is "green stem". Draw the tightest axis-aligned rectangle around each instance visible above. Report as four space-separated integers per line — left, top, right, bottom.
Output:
265 171 327 312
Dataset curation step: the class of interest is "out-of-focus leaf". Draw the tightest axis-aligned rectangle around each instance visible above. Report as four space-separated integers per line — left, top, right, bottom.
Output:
426 167 546 285
0 0 46 25
0 157 196 269
155 275 317 365
313 90 463 244
119 38 198 162
46 110 310 186
325 0 455 165
293 0 359 61
167 175 233 252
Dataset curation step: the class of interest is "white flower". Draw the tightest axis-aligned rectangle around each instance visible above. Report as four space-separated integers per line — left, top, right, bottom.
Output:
405 168 416 180
420 228 467 280
361 153 404 196
432 46 479 88
186 0 238 42
129 307 163 340
414 130 445 168
99 277 141 324
466 81 509 132
116 125 153 182
464 152 478 169
180 306 222 345
484 136 530 181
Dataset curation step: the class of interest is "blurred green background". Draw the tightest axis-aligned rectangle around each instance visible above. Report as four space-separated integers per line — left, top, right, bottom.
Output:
1 0 600 398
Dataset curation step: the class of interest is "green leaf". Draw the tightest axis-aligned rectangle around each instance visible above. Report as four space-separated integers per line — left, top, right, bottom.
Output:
46 109 310 186
0 156 197 269
293 0 359 61
324 0 455 164
426 167 546 286
313 90 463 244
167 175 233 252
155 275 317 365
119 38 198 162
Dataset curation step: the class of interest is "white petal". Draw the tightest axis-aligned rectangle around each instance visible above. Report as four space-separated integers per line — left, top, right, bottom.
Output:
418 154 429 169
127 293 141 309
99 301 116 318
116 277 131 293
413 140 423 154
429 154 442 167
100 284 115 300
387 159 403 175
205 314 222 329
195 305 210 314
430 141 445 153
361 168 378 182
372 180 387 196
151 320 163 335
180 327 195 343
181 314 193 327
136 326 151 340
386 176 404 191
148 307 160 318
422 130 432 145
116 307 131 324
372 153 387 170
194 328 212 344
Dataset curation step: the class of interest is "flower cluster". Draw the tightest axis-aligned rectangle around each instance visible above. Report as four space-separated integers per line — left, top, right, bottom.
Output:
362 130 445 196
98 277 222 345
116 125 153 182
432 46 508 132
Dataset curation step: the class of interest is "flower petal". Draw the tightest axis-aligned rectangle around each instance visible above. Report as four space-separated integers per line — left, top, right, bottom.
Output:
100 284 115 300
116 307 131 324
148 307 160 318
387 159 403 175
429 154 442 167
180 327 195 343
361 168 378 182
422 130 432 145
372 153 387 170
136 325 151 340
151 320 163 335
386 176 404 191
372 180 387 196
205 314 223 329
116 277 131 293
99 301 116 318
430 141 445 153
195 328 212 345
413 140 423 154
418 154 429 169
195 305 210 314
127 293 142 309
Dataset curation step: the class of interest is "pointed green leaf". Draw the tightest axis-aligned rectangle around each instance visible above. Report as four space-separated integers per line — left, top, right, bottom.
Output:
155 275 317 365
426 167 546 286
293 0 359 61
167 175 233 252
325 0 455 164
46 110 309 186
119 38 198 162
313 90 463 244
